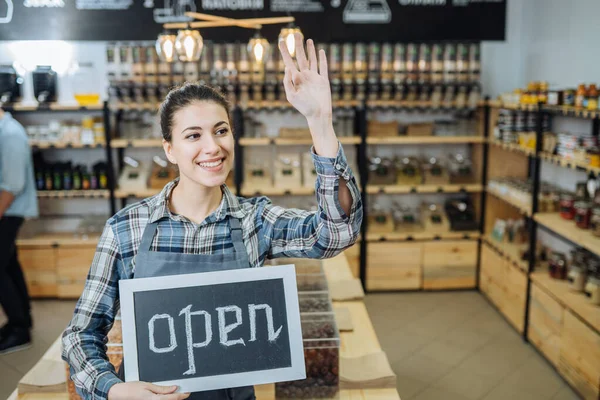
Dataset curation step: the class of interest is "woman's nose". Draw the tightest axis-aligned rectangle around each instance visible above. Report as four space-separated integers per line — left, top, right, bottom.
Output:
202 134 220 154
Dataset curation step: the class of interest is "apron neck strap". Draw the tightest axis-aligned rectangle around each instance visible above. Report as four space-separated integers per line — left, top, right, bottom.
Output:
139 217 246 255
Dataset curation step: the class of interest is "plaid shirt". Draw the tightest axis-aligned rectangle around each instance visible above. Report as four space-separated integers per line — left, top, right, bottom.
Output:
62 143 362 400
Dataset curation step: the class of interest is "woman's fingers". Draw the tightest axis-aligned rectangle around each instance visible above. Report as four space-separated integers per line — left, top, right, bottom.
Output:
147 384 177 395
283 67 296 96
294 32 309 71
307 39 318 73
278 39 297 72
318 49 328 78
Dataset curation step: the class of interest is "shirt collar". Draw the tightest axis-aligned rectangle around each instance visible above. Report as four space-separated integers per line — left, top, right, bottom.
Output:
148 178 246 224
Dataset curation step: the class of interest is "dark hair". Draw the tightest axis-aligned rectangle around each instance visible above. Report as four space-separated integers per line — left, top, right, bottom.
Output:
159 83 231 142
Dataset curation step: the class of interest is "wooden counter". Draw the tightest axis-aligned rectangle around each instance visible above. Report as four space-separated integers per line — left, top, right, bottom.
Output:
8 252 400 400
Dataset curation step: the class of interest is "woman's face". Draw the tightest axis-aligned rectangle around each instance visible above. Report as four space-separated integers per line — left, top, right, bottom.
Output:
163 101 234 189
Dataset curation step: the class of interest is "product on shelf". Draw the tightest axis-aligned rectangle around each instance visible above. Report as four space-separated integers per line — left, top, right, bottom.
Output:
559 193 576 220
367 120 398 137
423 157 449 185
368 156 396 185
445 197 478 231
448 153 474 184
299 292 333 313
302 152 317 188
149 156 177 189
591 206 600 237
421 203 450 233
26 117 105 146
0 65 22 106
392 204 422 233
274 153 302 189
296 273 329 293
278 127 310 139
32 65 58 104
574 200 592 229
275 313 340 399
34 153 108 192
395 156 422 185
244 159 272 190
118 156 149 192
548 251 568 280
585 274 600 305
367 203 394 233
406 122 433 137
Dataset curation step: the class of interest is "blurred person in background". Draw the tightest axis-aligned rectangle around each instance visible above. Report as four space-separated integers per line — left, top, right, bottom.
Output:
0 107 38 354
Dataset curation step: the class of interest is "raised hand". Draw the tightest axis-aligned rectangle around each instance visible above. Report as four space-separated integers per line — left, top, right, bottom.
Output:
278 33 333 120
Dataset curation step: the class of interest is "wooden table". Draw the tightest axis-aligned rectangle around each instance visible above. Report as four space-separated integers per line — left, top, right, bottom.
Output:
8 253 400 400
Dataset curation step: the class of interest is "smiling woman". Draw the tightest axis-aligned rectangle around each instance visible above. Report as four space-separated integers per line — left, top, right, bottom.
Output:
62 34 363 400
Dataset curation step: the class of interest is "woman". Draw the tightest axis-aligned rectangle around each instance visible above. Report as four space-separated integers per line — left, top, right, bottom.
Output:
62 34 362 400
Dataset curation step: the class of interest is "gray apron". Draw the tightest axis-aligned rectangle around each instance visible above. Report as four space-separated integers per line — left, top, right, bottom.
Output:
117 217 256 400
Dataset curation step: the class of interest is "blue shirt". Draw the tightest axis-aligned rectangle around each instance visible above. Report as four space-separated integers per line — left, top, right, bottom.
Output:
0 112 39 218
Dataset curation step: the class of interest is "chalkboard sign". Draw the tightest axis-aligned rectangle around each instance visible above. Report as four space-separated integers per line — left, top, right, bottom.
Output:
118 265 305 393
0 0 506 41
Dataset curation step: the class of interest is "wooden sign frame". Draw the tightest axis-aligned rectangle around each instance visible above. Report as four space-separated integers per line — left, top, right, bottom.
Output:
118 264 305 393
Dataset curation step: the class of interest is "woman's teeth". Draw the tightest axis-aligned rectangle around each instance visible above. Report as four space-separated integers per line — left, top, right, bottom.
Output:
198 159 223 168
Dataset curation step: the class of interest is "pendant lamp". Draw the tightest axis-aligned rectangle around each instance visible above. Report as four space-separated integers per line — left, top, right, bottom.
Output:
278 25 302 57
155 32 177 63
175 29 203 62
248 32 270 64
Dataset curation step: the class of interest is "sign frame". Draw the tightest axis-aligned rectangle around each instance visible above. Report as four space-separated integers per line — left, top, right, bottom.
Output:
118 264 305 393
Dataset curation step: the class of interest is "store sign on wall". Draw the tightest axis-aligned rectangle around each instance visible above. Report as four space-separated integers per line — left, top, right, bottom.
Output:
0 0 506 41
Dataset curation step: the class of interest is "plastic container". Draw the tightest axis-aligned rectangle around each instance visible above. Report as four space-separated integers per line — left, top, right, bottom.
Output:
299 292 333 314
276 313 340 399
297 273 329 293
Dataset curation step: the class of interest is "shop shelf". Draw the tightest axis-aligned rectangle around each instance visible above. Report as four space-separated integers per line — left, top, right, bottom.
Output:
367 136 484 145
5 103 104 112
488 101 538 111
366 183 483 195
239 137 361 146
366 99 477 111
37 190 109 199
111 102 160 111
16 232 101 247
110 138 163 148
539 151 600 175
530 269 600 333
114 188 161 198
243 99 360 110
534 213 600 257
486 185 532 216
365 231 480 242
482 235 529 273
543 105 600 119
488 139 536 157
29 141 105 149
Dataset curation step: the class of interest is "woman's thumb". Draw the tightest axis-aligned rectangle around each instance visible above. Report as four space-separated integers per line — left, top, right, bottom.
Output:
148 384 178 394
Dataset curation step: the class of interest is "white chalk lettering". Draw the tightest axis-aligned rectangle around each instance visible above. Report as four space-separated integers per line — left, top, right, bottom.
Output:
179 305 212 376
148 314 177 353
216 305 246 347
248 304 283 342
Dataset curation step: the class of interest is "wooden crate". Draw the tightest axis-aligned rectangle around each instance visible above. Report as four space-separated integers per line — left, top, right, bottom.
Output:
366 242 422 291
528 283 564 367
558 311 600 400
56 247 96 299
18 247 58 297
422 241 478 289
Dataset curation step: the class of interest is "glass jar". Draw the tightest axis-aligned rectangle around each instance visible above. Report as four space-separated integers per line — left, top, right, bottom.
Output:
548 251 568 280
591 207 600 237
396 156 422 186
368 157 396 185
568 264 587 292
585 275 600 305
70 62 101 106
574 201 592 229
559 193 576 220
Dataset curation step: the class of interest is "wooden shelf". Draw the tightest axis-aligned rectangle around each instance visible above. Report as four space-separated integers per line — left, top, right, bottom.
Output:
366 183 483 194
489 139 535 157
114 188 160 198
486 186 532 216
111 102 160 111
17 233 100 248
539 151 600 175
482 235 529 272
240 186 315 196
366 230 480 242
29 141 105 149
366 99 477 111
488 101 538 111
535 213 600 257
37 190 109 199
531 269 600 333
111 138 163 148
543 105 600 119
367 136 484 145
244 100 360 110
239 137 362 146
6 103 104 112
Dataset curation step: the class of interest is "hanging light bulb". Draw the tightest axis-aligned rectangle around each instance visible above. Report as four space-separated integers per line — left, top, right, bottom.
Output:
175 29 203 62
248 32 270 64
278 25 302 57
155 32 177 63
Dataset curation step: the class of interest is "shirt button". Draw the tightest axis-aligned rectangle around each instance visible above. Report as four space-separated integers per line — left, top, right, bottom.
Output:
335 164 343 170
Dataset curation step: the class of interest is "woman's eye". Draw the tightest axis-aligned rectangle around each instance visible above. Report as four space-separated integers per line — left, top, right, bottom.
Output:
216 128 229 136
186 133 200 140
